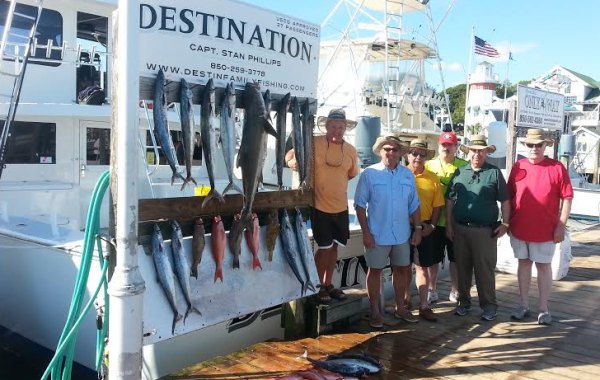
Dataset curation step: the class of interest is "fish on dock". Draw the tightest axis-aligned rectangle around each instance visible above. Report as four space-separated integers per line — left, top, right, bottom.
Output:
151 224 182 334
228 213 244 270
275 93 291 189
293 207 316 294
280 209 306 294
299 352 368 378
237 82 277 228
211 215 226 283
171 220 201 322
191 218 205 279
179 78 198 191
220 82 244 198
200 78 225 207
153 69 186 186
266 210 280 261
244 212 262 270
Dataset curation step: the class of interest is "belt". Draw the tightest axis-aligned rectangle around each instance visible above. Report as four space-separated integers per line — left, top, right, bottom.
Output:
457 221 495 228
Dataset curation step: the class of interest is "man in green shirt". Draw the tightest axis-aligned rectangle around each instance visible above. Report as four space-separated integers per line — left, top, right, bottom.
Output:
446 135 510 321
425 132 467 304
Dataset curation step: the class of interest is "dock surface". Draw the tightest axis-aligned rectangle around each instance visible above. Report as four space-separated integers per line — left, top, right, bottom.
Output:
164 224 600 380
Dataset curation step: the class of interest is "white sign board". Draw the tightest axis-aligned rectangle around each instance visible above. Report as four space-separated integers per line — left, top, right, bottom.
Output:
137 0 320 98
516 85 565 130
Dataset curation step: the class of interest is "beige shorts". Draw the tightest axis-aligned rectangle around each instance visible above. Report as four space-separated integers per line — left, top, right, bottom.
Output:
509 234 556 264
365 242 411 269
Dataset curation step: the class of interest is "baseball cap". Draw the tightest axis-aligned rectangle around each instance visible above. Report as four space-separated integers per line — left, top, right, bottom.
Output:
439 132 457 145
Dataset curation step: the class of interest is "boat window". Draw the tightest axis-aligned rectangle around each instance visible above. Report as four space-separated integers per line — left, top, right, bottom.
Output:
86 128 110 165
0 1 63 67
0 121 56 164
76 12 108 97
144 130 200 166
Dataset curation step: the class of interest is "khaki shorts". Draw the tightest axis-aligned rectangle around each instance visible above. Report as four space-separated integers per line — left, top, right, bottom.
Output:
510 234 556 264
365 241 411 269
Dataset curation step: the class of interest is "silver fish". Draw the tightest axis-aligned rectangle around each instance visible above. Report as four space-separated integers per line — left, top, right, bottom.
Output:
291 97 305 192
293 207 316 294
191 218 205 279
280 209 306 295
326 353 382 373
300 352 367 378
220 82 244 198
200 78 225 207
153 70 186 186
301 99 313 191
238 82 277 229
152 223 182 334
276 93 291 189
179 78 198 191
171 220 201 323
228 213 243 269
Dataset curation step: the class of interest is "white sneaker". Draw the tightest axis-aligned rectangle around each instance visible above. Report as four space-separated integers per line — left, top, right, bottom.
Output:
427 290 439 304
449 291 459 303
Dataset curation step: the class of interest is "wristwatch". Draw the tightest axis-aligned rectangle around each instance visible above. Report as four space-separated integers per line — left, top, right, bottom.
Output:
414 225 423 230
429 224 436 230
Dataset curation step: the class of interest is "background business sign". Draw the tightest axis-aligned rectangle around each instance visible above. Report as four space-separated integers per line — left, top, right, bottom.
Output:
138 0 320 98
516 85 565 130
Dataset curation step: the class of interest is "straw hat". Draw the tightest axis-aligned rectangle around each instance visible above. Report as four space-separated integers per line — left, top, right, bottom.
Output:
372 134 409 157
459 134 497 153
408 139 435 160
316 108 357 133
519 128 554 147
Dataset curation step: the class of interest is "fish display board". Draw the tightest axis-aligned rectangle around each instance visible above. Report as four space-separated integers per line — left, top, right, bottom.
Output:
138 0 320 98
140 224 319 345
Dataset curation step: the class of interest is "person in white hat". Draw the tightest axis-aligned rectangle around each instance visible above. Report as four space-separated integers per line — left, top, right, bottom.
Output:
446 134 511 321
507 128 573 326
354 135 422 328
286 108 358 304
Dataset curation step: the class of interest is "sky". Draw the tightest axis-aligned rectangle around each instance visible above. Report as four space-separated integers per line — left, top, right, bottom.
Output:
242 0 600 91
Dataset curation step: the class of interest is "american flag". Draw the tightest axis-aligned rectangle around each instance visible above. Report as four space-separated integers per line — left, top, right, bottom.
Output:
474 36 500 58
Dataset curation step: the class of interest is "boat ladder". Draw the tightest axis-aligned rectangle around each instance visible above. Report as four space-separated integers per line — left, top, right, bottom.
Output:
383 0 405 130
0 0 44 180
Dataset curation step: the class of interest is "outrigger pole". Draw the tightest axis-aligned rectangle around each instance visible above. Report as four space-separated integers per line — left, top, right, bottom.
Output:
108 1 145 379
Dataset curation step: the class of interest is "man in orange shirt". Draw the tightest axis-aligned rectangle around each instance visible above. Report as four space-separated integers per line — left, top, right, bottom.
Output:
286 109 359 303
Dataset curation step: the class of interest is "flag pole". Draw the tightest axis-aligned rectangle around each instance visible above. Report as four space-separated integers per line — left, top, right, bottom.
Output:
502 41 511 123
464 26 474 133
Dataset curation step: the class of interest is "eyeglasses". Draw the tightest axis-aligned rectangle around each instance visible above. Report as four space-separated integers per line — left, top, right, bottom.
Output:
382 147 400 153
526 143 544 149
325 140 344 167
410 151 427 158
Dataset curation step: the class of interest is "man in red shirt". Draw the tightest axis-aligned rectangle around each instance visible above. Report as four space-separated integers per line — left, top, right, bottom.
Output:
507 128 573 325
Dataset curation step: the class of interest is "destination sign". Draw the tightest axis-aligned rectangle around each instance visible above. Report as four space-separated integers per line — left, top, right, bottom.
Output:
138 0 320 98
516 85 565 130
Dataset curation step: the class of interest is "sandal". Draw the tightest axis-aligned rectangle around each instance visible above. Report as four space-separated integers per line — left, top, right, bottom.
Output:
315 286 332 304
326 284 347 301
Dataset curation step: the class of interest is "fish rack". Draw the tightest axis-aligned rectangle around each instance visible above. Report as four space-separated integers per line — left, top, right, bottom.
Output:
136 75 318 241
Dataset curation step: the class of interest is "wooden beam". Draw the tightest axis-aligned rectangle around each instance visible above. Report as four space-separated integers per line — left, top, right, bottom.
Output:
505 100 517 176
138 189 313 222
138 76 317 113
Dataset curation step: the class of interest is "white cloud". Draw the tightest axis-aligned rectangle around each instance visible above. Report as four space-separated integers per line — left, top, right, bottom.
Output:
433 61 464 72
486 41 538 62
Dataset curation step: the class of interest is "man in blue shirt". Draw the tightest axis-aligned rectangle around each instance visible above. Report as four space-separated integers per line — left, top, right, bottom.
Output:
355 135 422 328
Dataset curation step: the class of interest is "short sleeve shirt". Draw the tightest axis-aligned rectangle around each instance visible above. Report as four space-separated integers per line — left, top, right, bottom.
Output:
314 136 359 213
354 163 420 245
508 158 573 242
413 169 445 222
446 162 509 224
425 157 468 226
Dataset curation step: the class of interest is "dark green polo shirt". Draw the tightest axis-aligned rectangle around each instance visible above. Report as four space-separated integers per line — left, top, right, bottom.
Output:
446 162 509 224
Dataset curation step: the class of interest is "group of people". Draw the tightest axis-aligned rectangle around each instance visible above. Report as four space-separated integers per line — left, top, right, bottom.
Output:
287 108 573 329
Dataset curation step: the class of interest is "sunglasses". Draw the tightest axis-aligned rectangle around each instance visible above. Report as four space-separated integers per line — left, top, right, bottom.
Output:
410 151 427 158
526 143 544 149
382 147 400 153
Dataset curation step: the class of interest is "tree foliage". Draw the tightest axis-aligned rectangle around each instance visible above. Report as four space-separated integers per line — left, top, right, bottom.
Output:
441 83 466 125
